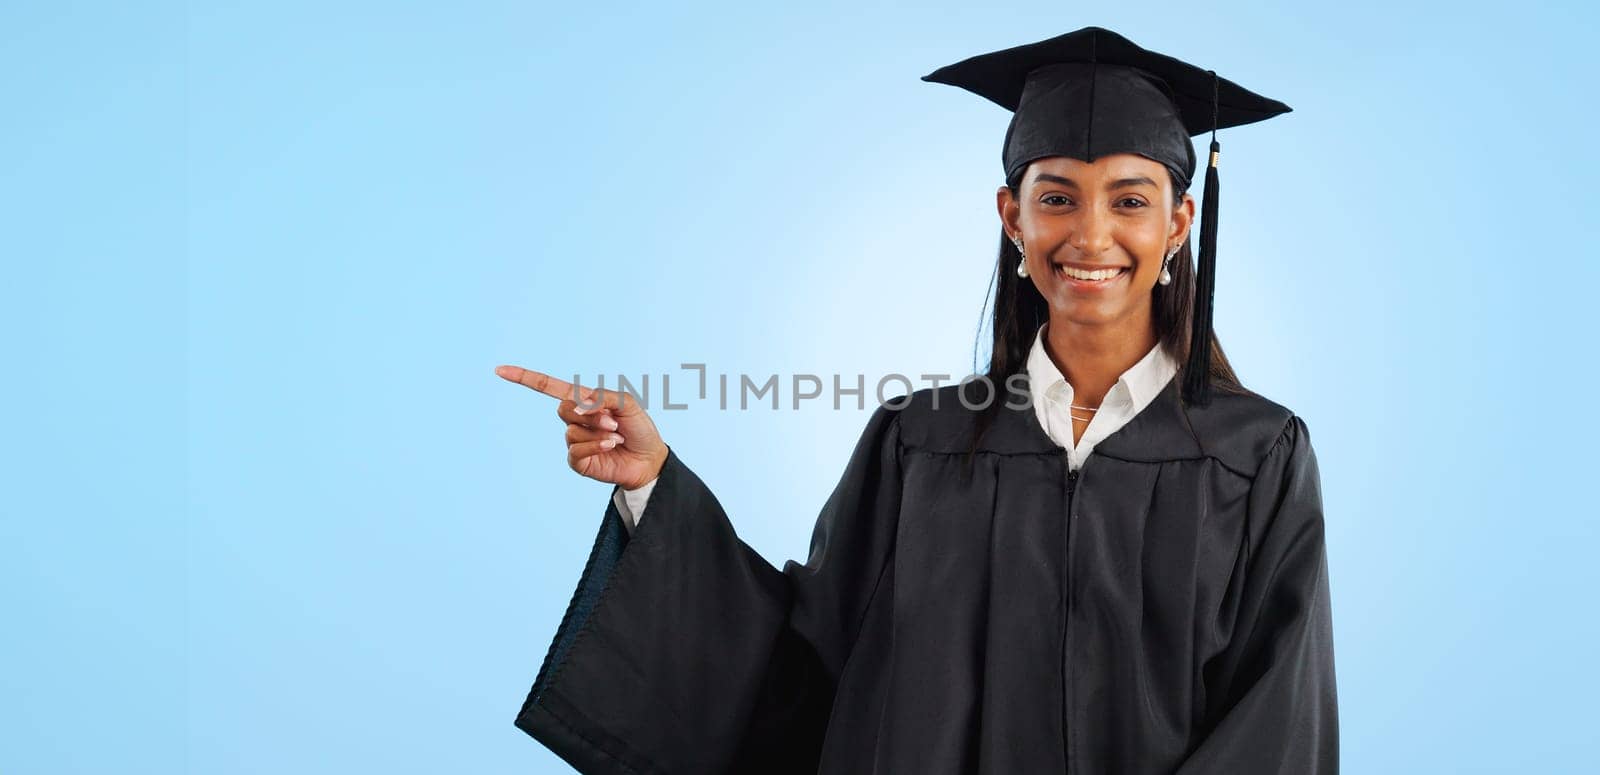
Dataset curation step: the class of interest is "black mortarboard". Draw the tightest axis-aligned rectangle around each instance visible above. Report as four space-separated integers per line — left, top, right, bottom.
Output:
921 26 1291 406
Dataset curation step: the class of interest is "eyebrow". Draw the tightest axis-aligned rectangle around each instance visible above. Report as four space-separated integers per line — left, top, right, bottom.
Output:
1031 173 1159 191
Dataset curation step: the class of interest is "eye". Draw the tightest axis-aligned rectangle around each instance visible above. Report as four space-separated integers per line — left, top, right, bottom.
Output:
1041 194 1072 207
1117 197 1148 209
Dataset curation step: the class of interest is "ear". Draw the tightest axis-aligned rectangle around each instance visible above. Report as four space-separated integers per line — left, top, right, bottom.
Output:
996 185 1021 241
1170 191 1197 246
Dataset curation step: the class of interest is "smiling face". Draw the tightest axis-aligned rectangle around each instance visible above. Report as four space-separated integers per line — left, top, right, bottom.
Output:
997 153 1195 332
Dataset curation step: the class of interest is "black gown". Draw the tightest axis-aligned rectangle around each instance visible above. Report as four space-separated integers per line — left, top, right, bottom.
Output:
514 373 1339 774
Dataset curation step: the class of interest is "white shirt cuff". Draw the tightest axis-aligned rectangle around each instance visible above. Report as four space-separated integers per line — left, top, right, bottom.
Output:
612 477 659 534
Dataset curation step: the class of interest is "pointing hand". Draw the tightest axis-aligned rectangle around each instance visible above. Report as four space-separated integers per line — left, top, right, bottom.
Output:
494 365 669 490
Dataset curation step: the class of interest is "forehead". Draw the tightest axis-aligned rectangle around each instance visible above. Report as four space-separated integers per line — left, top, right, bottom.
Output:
1023 153 1166 184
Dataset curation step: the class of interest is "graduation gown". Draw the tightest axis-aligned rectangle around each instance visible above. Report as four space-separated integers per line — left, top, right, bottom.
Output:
514 374 1338 774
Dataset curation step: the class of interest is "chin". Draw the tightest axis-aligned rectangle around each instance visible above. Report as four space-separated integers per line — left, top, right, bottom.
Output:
1051 303 1122 326
1052 293 1144 322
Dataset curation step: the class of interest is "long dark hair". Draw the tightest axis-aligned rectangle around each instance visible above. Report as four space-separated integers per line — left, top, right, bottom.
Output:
959 168 1250 475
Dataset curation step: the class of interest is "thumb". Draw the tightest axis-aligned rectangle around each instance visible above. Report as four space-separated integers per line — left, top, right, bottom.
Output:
575 385 644 417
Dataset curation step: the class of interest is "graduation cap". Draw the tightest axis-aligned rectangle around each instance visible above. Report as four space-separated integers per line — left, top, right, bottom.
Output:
921 26 1291 406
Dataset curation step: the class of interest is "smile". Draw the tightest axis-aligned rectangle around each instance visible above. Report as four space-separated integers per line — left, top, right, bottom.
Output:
1053 263 1130 284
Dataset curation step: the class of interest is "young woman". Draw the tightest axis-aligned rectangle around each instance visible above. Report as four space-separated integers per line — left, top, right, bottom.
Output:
498 26 1338 775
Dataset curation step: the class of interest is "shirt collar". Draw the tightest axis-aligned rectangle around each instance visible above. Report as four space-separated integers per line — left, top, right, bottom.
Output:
1025 322 1178 413
1026 323 1069 412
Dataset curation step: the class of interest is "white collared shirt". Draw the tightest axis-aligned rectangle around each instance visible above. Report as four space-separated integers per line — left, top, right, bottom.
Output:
1024 322 1179 472
612 322 1179 532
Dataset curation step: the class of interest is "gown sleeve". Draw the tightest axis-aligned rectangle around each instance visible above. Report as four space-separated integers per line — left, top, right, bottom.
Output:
514 404 905 774
1175 415 1340 774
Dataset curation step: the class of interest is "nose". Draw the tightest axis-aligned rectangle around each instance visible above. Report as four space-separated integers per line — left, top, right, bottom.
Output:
1067 206 1114 257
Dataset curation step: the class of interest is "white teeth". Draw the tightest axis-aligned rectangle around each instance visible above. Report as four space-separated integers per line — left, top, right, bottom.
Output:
1056 265 1125 281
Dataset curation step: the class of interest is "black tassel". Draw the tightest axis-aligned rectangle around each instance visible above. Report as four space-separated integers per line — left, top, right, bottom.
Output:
1183 137 1219 407
1184 72 1222 407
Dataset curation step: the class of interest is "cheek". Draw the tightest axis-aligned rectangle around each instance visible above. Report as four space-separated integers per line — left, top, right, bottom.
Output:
1126 261 1161 291
1121 225 1168 268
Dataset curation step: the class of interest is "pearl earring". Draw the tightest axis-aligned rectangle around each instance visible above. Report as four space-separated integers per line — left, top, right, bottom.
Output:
1013 237 1029 278
1158 244 1179 286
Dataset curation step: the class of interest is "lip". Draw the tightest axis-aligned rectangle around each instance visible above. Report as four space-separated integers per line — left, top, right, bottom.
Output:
1052 262 1130 291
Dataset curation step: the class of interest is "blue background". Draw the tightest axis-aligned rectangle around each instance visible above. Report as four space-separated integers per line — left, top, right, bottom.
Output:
4 1 1596 772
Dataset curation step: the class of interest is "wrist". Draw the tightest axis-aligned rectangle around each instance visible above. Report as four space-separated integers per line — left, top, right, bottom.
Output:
622 447 669 491
648 445 669 482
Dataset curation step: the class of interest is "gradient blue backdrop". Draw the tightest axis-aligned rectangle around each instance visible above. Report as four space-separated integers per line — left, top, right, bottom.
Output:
4 1 1596 772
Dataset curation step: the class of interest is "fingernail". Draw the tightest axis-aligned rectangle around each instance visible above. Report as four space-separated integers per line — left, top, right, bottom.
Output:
574 404 587 415
600 416 618 431
610 433 625 445
601 438 616 449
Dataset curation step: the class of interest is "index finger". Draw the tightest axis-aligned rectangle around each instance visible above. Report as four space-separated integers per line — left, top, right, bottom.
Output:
494 365 590 403
494 365 633 412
